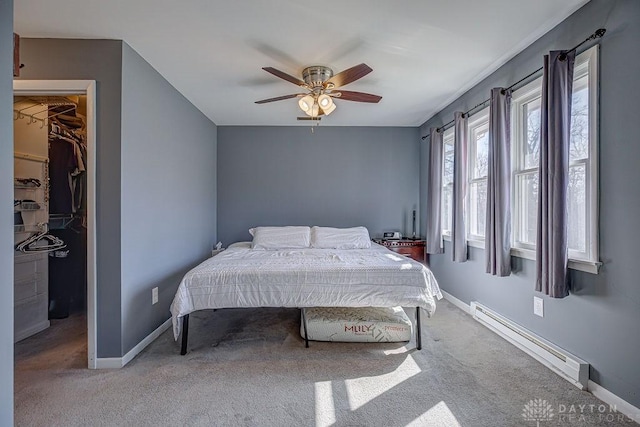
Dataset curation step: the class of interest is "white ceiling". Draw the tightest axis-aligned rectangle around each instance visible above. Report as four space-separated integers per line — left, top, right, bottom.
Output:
14 0 588 127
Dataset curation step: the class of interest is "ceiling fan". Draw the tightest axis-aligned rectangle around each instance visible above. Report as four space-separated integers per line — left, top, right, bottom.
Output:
255 63 382 120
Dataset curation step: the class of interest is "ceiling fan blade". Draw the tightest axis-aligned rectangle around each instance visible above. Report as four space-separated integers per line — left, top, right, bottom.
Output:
262 67 307 87
326 63 372 88
255 93 305 104
333 90 382 103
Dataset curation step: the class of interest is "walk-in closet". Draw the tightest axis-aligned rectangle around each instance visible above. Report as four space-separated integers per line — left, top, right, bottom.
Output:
13 95 88 362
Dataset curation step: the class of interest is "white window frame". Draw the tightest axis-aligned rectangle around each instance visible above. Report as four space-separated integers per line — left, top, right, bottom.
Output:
466 107 490 247
510 45 600 273
511 80 542 252
441 127 455 239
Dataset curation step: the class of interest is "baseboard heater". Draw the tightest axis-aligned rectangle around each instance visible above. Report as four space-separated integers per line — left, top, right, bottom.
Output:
470 302 589 390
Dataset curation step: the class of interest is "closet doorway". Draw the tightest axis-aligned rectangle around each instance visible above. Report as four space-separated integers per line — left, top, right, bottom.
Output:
13 80 97 369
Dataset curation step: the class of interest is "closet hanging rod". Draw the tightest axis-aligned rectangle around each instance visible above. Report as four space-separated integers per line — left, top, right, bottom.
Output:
13 110 47 128
48 106 78 120
14 151 48 163
16 102 45 114
420 27 606 140
14 106 79 128
30 106 77 120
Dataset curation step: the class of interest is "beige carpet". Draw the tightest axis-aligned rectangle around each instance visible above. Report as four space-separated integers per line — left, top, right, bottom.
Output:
14 301 637 426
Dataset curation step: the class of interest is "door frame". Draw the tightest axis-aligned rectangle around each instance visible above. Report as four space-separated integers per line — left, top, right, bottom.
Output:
13 80 98 369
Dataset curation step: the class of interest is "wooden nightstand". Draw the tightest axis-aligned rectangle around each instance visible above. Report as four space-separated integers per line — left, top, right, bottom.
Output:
372 238 428 264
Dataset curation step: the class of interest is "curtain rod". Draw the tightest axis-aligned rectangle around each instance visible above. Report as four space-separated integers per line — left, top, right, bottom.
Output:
421 28 606 140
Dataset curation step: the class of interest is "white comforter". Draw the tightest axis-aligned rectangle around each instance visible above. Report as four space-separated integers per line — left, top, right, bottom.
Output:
170 242 442 340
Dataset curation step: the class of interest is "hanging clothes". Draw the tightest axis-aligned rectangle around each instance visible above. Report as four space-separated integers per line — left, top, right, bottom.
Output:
47 106 88 319
48 115 86 214
48 135 78 214
73 142 87 214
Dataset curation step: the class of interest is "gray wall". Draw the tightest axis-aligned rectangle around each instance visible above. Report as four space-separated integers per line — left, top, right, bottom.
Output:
18 38 124 357
420 0 640 407
18 40 219 358
217 126 420 245
120 43 217 353
1 0 14 423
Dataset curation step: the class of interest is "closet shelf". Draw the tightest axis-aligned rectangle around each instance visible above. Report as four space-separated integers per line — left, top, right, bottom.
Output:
14 273 43 287
14 252 47 262
14 207 43 212
14 294 41 309
14 201 43 211
14 224 46 233
14 185 42 190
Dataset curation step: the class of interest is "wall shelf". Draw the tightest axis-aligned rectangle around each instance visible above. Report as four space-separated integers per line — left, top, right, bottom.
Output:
14 224 46 233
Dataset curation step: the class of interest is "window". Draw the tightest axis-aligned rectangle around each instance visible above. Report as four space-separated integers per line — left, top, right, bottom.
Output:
467 108 490 242
511 46 599 270
512 84 541 250
441 128 454 237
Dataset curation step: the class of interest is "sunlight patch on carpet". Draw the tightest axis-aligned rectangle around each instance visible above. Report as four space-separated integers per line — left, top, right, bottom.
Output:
406 401 461 427
314 380 336 427
344 354 421 410
383 345 410 355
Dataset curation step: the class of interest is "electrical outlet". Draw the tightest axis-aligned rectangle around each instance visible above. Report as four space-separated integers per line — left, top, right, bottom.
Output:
533 296 544 317
152 287 158 305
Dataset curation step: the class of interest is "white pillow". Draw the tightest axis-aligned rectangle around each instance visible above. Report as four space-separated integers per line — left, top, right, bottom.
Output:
249 226 311 250
310 226 371 249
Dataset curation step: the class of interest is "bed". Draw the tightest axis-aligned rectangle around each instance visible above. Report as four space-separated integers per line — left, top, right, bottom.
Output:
170 226 442 354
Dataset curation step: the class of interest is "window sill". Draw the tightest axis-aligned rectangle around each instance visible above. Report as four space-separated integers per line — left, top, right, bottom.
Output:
467 239 485 249
446 239 601 274
445 236 486 250
510 247 601 274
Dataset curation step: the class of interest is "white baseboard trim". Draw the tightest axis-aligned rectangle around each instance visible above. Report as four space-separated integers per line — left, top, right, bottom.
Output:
15 320 50 343
94 318 172 369
94 357 123 369
121 318 172 366
588 380 640 422
440 290 471 314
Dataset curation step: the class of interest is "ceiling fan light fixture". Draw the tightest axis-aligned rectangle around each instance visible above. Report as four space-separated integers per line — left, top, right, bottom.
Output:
298 95 314 112
321 101 336 116
257 63 381 119
318 94 333 108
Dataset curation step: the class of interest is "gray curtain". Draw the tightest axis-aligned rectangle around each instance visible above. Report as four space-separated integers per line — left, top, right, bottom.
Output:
452 112 468 262
536 50 576 298
426 127 443 254
485 88 512 276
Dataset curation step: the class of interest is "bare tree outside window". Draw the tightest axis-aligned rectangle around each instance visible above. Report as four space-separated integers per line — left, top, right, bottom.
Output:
468 115 489 240
521 100 541 245
567 80 589 253
441 131 455 235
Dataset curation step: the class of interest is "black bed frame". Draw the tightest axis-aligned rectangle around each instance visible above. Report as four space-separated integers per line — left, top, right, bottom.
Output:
180 307 422 355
